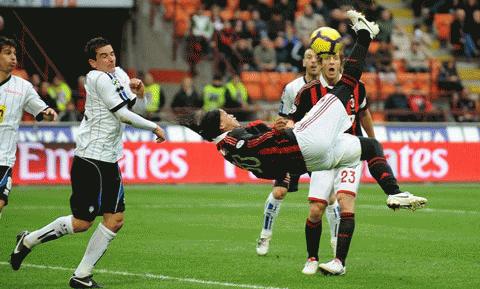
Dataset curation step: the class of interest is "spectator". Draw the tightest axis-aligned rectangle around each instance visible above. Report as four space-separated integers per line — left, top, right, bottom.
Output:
243 20 261 47
188 5 214 75
450 8 479 58
51 75 72 112
251 9 268 37
451 88 478 122
274 35 293 72
471 10 480 49
143 72 165 121
290 35 310 72
232 38 255 72
295 3 325 39
375 41 394 73
59 101 82 122
202 74 228 111
256 0 272 22
225 74 253 121
274 0 296 22
253 36 277 71
384 83 412 121
171 76 202 113
404 41 430 72
311 0 331 24
413 23 433 49
438 59 463 92
38 81 57 111
75 75 86 113
267 9 286 40
408 88 435 121
30 73 41 92
376 9 394 43
211 5 224 32
365 0 385 21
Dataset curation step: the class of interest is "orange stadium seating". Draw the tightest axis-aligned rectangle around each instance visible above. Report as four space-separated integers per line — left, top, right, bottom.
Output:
434 13 454 41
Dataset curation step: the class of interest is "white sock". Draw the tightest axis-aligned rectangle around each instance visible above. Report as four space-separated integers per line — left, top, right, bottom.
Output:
260 192 283 238
326 201 340 241
74 223 116 278
24 215 74 249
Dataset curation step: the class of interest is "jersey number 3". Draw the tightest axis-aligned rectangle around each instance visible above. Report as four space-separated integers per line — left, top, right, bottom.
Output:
231 155 263 174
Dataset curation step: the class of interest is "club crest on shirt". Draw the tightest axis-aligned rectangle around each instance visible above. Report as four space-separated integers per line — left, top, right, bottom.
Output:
0 105 6 123
236 140 245 149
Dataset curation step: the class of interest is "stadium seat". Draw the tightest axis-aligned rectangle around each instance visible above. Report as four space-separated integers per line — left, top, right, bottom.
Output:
396 72 416 85
227 0 239 10
360 72 379 100
245 82 263 100
368 41 380 54
392 59 405 73
241 71 261 83
239 11 251 21
220 9 234 21
371 111 385 122
280 72 297 87
434 13 454 41
379 81 396 100
261 72 283 101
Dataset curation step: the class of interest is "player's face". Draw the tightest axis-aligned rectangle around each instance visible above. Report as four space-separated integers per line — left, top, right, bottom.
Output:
219 109 240 131
0 45 17 74
303 49 320 76
89 45 116 73
320 54 341 82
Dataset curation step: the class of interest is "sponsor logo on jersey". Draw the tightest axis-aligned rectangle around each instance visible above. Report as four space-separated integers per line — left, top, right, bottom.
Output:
0 105 6 123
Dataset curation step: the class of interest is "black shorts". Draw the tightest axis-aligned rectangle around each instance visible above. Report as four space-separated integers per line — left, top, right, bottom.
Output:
0 166 12 206
70 156 125 222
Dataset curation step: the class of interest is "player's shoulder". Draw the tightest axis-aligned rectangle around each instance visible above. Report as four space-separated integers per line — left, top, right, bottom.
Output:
9 75 33 89
297 79 321 95
86 70 114 87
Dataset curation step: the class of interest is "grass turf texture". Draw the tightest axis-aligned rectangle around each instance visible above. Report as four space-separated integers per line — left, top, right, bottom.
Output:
1 184 479 289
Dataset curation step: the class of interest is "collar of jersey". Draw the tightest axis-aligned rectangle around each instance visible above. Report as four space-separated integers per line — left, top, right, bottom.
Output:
320 73 341 89
0 75 12 88
213 131 230 144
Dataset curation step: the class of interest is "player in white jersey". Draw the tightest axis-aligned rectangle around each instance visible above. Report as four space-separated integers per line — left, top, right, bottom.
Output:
10 37 165 288
256 48 341 257
0 36 57 218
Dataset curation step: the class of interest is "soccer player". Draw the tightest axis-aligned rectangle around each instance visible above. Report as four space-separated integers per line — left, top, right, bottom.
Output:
255 48 341 258
287 36 376 275
10 37 165 288
0 36 57 218
182 11 427 275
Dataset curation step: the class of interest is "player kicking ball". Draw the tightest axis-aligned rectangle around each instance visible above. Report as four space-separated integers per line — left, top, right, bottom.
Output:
180 10 427 275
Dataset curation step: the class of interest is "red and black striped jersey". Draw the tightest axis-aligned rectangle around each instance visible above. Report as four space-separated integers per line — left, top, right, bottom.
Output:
288 78 368 136
216 120 307 180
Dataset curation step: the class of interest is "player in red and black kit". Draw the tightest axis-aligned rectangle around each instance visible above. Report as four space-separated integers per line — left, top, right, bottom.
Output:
183 12 427 252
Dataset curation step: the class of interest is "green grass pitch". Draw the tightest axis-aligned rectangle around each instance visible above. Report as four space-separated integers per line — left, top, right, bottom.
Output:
1 184 479 289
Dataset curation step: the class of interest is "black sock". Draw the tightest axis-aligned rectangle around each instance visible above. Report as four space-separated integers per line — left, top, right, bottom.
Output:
305 219 322 260
368 157 401 195
336 212 355 266
359 137 401 195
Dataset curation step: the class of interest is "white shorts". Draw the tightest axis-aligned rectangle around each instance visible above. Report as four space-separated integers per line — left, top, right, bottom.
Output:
293 94 359 171
308 162 364 204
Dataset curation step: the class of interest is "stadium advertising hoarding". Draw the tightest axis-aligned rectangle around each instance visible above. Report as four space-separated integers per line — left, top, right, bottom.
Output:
11 123 480 184
0 0 133 7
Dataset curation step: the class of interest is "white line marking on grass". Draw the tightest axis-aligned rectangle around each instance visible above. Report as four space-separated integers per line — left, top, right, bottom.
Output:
7 204 480 215
0 262 287 289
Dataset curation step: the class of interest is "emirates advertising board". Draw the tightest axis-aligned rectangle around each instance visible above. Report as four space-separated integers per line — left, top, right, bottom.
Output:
10 125 480 185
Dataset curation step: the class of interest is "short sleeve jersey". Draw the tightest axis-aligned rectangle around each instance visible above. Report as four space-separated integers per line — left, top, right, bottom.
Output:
74 67 136 163
0 75 48 167
288 74 368 136
278 76 308 117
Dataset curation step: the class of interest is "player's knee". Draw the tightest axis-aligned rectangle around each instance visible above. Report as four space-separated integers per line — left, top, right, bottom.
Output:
272 186 288 200
336 193 355 213
72 218 93 233
103 213 124 233
308 201 326 222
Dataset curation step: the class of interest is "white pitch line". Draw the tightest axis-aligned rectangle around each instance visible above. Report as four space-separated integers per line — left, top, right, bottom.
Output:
0 262 287 289
5 204 480 215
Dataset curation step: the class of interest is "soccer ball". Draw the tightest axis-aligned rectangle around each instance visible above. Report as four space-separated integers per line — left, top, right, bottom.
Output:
309 27 342 56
